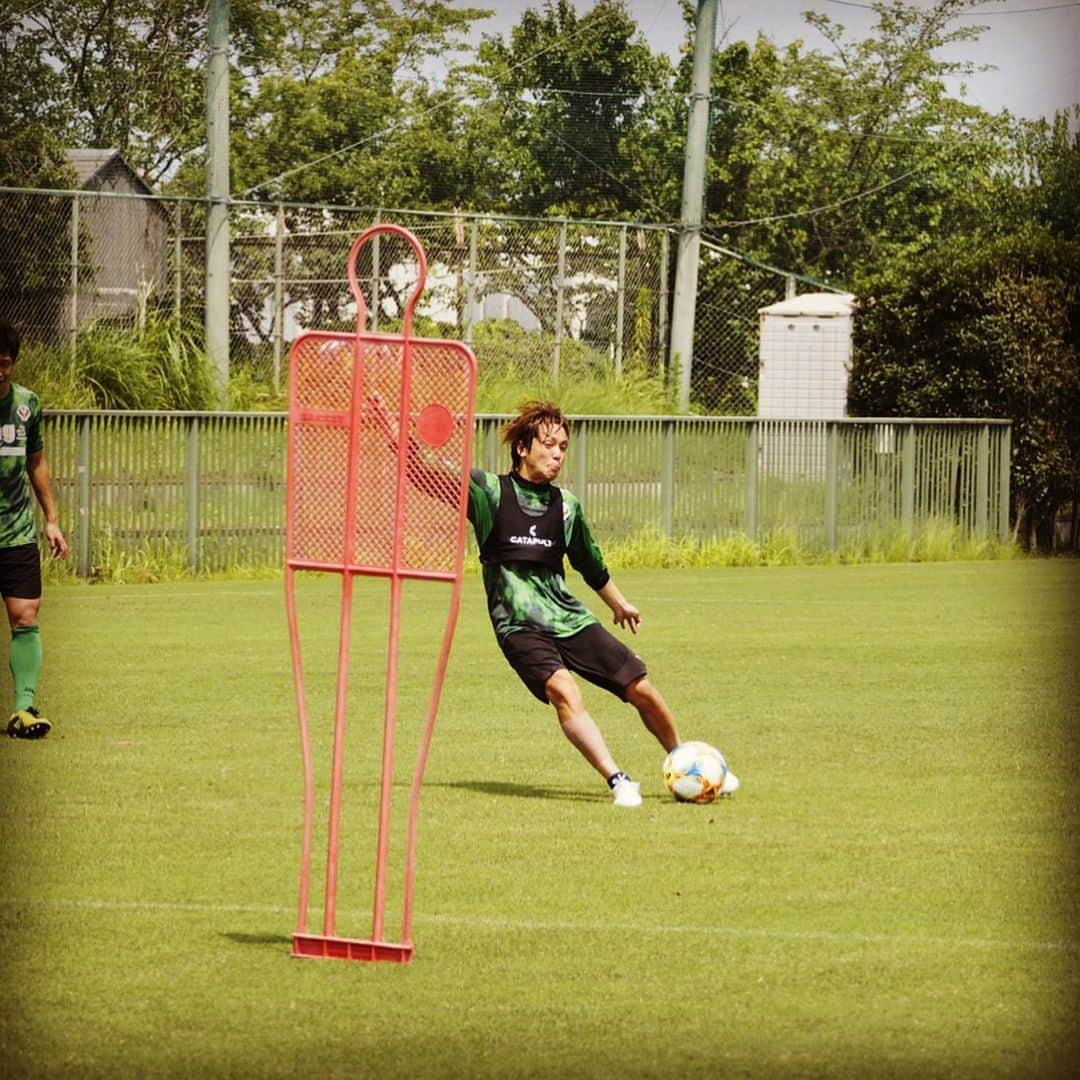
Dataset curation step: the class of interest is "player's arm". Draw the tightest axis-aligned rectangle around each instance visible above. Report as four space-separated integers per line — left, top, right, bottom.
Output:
563 492 640 631
595 578 641 634
26 450 68 558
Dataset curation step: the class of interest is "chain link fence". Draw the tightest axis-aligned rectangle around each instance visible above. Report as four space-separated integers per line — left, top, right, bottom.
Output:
0 185 837 413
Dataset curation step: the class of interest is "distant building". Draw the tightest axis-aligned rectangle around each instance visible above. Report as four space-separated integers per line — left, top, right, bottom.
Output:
63 149 171 335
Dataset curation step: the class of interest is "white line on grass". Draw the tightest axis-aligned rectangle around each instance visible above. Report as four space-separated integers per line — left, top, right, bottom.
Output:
3 897 1076 954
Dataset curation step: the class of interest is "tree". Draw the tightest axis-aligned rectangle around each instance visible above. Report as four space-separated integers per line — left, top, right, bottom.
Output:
215 0 491 206
702 0 1013 280
472 0 678 218
1 0 216 187
1010 108 1080 243
849 225 1080 550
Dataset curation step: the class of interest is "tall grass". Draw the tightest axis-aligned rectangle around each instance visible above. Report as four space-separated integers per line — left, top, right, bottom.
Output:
471 318 678 414
597 523 1022 570
43 521 1022 587
19 314 217 410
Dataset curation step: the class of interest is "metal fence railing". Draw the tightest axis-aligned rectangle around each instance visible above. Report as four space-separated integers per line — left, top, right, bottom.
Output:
41 412 1010 578
1 187 838 414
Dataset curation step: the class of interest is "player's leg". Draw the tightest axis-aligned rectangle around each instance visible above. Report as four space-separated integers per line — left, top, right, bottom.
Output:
558 623 679 751
543 667 619 779
3 544 49 739
500 629 639 803
624 675 680 753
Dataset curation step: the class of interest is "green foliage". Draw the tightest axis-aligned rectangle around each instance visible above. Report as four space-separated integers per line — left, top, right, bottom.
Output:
227 367 287 412
1010 108 1080 242
850 223 1080 550
470 317 677 414
2 1 210 187
597 522 1020 571
18 315 218 410
472 0 679 217
703 0 1013 278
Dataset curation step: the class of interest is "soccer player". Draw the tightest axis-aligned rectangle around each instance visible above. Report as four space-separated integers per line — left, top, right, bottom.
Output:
461 400 737 808
0 319 68 739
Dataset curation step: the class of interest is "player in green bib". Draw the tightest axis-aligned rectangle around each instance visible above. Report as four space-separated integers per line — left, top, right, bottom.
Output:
375 395 739 806
0 320 68 739
462 401 738 808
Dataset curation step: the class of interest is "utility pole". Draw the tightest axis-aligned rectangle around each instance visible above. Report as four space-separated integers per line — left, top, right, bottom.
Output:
205 0 230 406
668 0 718 413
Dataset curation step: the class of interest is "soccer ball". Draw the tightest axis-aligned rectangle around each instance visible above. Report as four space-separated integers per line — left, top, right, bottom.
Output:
662 741 729 804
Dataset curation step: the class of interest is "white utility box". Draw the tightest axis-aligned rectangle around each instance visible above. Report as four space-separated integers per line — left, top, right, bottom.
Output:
757 292 856 418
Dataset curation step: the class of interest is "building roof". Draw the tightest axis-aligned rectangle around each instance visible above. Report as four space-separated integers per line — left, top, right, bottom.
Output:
759 292 857 318
65 149 156 195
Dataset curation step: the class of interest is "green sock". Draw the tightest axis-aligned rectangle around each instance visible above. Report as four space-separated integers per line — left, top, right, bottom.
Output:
9 624 42 713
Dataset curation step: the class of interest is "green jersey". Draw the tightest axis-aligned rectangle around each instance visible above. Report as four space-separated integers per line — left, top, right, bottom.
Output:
467 468 610 642
0 384 44 549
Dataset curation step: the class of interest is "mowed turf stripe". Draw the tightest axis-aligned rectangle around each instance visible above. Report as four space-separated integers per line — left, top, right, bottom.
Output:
6 896 1076 953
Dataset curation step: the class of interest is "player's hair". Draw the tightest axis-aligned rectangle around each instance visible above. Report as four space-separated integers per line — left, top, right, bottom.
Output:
501 400 570 471
0 318 19 362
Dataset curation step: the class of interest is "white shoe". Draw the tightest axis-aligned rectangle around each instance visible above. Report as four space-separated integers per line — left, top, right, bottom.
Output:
611 776 643 808
720 769 740 796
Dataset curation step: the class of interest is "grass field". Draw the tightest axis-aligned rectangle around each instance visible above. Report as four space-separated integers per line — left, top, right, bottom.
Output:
2 561 1077 1078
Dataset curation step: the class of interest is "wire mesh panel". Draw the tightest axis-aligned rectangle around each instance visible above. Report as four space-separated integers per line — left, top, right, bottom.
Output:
5 186 847 414
287 334 474 575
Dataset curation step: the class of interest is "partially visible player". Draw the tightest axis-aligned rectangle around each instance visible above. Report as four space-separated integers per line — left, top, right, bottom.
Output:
0 319 68 739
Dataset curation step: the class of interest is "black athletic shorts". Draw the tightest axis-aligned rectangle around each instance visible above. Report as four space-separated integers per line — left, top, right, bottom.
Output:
499 622 648 703
0 543 42 599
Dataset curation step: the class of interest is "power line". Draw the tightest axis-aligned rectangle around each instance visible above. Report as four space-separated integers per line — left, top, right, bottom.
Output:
708 164 926 230
823 0 1080 14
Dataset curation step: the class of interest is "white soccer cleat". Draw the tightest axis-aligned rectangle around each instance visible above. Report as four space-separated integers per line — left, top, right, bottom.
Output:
611 776 643 808
719 769 740 796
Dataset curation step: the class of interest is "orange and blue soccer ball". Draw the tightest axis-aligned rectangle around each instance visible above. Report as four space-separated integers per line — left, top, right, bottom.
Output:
662 741 729 803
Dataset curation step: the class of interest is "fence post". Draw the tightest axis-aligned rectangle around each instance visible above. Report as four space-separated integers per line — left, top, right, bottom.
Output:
554 219 567 383
615 226 627 379
998 424 1011 541
273 202 285 393
371 209 381 333
483 417 499 472
744 420 758 541
902 423 916 538
661 418 675 538
976 423 990 536
465 218 478 347
658 230 670 381
824 422 838 551
572 419 588 502
185 417 201 572
173 201 183 325
69 195 79 359
76 415 91 579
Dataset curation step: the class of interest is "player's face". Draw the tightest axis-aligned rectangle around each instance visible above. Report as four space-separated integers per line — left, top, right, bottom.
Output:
0 351 14 398
517 422 569 483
